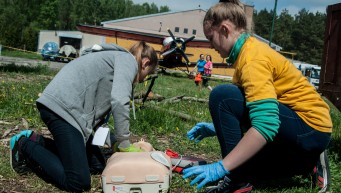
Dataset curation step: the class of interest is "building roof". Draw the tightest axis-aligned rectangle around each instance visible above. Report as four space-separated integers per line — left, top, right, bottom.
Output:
76 8 283 70
100 8 282 50
101 9 206 25
102 9 208 40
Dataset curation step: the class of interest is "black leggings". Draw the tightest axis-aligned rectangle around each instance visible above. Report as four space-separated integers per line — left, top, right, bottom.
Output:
21 104 105 192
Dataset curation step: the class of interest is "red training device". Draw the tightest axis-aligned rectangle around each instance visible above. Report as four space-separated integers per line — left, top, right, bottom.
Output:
165 149 207 173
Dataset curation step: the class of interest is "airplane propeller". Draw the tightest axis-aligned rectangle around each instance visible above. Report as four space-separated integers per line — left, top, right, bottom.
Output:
161 28 195 73
167 28 177 43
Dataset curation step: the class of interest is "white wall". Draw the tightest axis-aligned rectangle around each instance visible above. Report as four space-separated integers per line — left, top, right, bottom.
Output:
81 33 105 49
38 30 104 52
38 31 60 51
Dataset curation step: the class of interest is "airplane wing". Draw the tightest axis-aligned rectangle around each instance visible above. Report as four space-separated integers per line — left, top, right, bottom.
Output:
76 24 211 48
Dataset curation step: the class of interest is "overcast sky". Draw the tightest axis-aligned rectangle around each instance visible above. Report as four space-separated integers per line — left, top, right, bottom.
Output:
131 0 340 15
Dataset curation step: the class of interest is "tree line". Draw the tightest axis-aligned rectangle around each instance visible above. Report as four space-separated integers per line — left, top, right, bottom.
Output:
253 8 326 65
0 0 169 51
0 0 327 65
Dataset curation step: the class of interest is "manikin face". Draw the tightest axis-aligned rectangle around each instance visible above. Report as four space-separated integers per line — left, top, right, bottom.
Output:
204 22 231 58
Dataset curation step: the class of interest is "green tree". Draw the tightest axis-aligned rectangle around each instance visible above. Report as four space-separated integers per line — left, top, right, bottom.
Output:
23 22 40 51
150 3 160 13
273 9 295 51
58 0 73 30
37 0 59 29
160 6 170 12
142 2 151 14
253 7 326 65
293 9 325 64
0 4 27 48
70 0 101 27
253 9 273 39
97 0 117 24
0 0 171 52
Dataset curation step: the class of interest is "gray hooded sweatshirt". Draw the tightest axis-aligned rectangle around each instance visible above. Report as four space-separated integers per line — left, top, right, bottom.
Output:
37 44 137 147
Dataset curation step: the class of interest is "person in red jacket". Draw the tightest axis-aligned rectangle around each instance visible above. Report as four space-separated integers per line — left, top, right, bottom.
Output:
194 72 203 88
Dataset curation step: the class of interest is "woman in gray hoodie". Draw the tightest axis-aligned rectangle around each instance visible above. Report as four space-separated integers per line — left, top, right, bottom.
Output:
10 41 158 192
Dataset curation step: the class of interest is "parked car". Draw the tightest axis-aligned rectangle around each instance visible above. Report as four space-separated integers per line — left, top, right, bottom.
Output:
41 42 59 61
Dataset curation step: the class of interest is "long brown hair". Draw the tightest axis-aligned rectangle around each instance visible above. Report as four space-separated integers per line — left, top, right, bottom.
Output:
206 54 212 62
204 0 246 30
129 41 158 72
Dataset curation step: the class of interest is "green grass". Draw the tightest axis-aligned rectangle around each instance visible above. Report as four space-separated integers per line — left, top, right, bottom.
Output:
0 63 53 75
1 64 341 192
1 49 42 60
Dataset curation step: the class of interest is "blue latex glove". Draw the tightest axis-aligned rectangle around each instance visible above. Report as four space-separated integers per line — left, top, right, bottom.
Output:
187 122 216 143
182 160 230 189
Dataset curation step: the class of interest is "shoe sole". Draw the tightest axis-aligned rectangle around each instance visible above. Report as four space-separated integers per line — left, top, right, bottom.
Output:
9 143 15 173
9 135 18 173
9 134 32 174
318 150 331 193
234 184 253 193
9 141 27 174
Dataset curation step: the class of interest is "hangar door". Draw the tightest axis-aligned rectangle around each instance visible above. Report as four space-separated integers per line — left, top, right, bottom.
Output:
320 3 341 111
58 32 82 50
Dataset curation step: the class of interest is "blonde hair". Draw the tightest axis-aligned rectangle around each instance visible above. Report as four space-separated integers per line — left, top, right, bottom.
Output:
129 41 158 72
204 0 246 30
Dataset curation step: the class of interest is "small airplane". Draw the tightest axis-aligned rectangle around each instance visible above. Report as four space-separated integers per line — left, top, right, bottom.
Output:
158 28 195 74
76 24 212 106
139 29 195 106
76 24 207 74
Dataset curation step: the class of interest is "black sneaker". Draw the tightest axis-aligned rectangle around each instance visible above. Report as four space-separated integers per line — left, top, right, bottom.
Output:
201 176 253 193
10 130 33 174
313 150 331 193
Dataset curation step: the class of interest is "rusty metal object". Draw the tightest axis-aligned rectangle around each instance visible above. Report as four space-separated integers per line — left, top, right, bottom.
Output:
320 3 341 111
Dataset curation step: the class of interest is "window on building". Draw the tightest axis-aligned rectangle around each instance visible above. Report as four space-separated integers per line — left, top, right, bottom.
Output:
192 29 197 35
175 27 179 32
184 28 188 34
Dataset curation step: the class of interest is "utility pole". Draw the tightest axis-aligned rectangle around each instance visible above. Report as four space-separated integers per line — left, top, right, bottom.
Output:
269 0 278 47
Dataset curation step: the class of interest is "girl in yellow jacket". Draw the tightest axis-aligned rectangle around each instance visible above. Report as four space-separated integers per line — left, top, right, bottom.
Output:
183 1 332 192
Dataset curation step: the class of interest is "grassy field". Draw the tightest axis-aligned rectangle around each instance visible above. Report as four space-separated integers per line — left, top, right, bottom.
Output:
1 48 42 60
0 59 341 193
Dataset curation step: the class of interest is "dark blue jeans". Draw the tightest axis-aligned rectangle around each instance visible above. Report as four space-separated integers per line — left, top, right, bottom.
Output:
209 84 331 183
20 103 105 192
